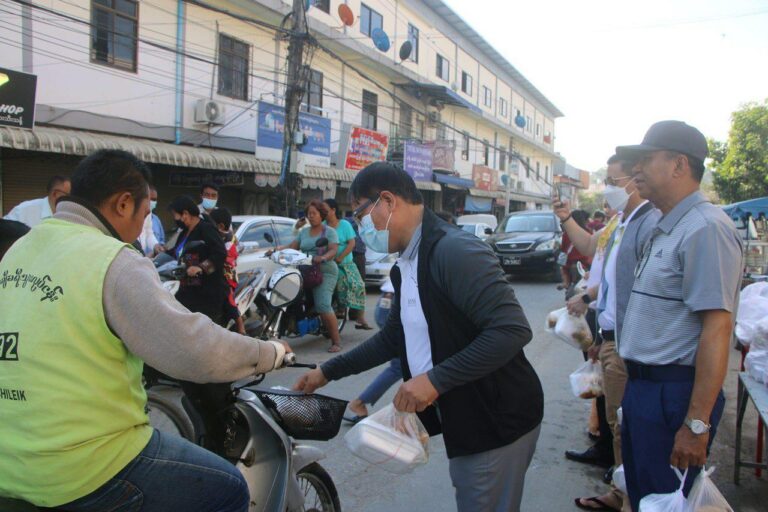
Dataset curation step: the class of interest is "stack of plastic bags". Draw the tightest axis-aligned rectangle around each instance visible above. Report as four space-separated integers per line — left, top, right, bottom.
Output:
638 466 733 512
569 360 604 399
736 282 768 383
545 307 593 351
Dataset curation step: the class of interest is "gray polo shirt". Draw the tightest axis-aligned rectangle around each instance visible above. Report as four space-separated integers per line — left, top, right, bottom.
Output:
619 191 743 366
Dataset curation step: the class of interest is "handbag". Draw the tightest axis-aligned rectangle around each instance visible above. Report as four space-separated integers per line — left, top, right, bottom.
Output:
557 244 573 266
300 226 327 291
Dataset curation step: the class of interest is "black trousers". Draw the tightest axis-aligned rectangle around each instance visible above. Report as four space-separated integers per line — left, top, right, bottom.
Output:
583 309 613 457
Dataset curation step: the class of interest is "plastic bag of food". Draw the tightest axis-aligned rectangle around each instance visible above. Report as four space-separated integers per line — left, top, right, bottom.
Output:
686 466 733 512
569 360 604 399
744 349 768 383
735 283 768 347
344 403 429 474
546 307 593 351
639 467 688 512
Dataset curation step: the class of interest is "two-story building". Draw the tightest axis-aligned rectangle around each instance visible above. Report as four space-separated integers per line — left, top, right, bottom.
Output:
0 0 563 223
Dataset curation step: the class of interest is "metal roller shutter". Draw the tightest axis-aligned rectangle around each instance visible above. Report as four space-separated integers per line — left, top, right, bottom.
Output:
1 149 80 215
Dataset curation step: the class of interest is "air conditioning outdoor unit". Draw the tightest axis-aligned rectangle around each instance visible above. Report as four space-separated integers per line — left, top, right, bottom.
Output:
450 82 459 91
428 111 441 124
194 99 226 125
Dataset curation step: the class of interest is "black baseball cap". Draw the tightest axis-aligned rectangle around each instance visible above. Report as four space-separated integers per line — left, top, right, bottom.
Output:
615 120 708 162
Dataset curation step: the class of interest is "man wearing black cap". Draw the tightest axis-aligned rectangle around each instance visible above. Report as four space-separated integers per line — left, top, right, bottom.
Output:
615 121 742 510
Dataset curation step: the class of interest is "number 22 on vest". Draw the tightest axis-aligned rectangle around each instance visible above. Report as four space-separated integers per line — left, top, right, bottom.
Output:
0 332 19 361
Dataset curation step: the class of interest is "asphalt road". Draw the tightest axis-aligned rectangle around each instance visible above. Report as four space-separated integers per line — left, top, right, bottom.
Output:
258 279 766 511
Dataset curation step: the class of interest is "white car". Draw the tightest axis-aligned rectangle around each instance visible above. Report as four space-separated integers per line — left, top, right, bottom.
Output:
457 214 497 240
458 222 495 240
232 215 297 278
364 248 398 287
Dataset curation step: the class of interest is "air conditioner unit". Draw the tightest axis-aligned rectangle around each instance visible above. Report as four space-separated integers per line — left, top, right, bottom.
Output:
450 82 459 92
428 111 441 124
516 181 525 192
194 99 226 125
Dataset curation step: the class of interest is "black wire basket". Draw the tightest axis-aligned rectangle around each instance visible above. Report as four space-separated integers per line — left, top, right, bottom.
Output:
253 388 348 441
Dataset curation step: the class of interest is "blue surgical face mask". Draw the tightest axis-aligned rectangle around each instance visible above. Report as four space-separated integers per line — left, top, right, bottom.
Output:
150 200 158 212
202 198 217 210
359 198 392 254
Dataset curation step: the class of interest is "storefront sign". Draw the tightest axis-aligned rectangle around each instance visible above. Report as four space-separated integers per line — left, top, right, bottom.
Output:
403 141 433 181
472 165 497 192
0 68 36 129
344 126 389 171
428 140 455 171
169 171 244 188
255 101 331 167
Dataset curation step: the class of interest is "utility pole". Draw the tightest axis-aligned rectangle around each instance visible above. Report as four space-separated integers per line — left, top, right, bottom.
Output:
280 0 309 217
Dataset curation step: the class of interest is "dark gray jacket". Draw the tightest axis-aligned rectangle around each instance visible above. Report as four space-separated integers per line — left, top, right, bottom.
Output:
322 209 543 458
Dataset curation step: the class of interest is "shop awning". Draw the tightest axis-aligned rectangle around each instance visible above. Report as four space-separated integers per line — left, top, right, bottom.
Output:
0 125 353 184
464 195 493 212
395 83 482 114
433 173 474 189
722 197 768 220
468 188 497 199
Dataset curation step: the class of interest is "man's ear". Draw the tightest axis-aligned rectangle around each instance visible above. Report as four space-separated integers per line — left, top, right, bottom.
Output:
380 191 397 211
113 191 134 218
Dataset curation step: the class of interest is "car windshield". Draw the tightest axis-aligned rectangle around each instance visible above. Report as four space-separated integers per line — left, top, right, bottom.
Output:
460 224 476 233
500 215 555 233
232 221 243 232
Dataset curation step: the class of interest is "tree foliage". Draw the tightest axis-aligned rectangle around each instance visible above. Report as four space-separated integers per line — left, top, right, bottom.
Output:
577 190 604 215
710 99 768 204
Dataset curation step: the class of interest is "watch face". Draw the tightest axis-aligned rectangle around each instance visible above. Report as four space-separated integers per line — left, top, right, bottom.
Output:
690 419 707 434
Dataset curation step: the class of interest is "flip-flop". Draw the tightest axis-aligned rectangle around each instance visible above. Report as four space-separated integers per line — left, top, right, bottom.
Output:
343 414 367 424
574 496 620 512
355 324 373 330
328 345 342 353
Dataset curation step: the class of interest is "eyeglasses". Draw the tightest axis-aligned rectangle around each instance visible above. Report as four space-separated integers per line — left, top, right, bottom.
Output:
603 176 633 187
351 196 379 225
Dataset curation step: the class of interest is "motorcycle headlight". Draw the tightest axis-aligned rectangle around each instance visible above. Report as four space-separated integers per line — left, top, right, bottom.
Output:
536 239 558 252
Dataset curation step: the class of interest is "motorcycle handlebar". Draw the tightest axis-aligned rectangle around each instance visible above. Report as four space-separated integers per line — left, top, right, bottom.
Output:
281 352 317 369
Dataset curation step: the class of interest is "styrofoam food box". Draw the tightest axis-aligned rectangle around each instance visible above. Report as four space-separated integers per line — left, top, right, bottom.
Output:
344 419 426 474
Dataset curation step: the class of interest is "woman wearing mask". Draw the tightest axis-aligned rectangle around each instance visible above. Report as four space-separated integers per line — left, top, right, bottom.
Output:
269 200 343 352
558 209 592 292
324 198 372 330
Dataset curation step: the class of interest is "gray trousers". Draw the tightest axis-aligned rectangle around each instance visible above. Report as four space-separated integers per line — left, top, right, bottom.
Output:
448 424 541 512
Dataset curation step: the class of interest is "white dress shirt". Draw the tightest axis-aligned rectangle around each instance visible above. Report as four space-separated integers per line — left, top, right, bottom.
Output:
4 197 53 227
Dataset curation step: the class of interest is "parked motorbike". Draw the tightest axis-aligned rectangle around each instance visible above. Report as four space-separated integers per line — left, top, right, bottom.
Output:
255 234 348 339
145 274 347 511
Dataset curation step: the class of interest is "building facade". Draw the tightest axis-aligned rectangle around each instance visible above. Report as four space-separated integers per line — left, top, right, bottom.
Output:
0 0 563 223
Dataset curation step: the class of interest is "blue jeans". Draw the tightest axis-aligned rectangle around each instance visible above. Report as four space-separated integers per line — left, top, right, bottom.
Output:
358 359 403 406
621 378 725 512
59 429 249 512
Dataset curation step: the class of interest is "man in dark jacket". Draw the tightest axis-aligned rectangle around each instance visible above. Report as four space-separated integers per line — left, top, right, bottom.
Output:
294 163 543 511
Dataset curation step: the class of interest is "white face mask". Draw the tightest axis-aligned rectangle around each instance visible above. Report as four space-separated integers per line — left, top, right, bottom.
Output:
603 183 635 211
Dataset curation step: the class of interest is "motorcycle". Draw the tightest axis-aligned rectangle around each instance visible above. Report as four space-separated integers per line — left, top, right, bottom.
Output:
255 234 348 340
145 273 347 511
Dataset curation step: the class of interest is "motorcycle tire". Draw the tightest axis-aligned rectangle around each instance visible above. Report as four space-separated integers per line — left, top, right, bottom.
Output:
146 389 196 442
296 462 341 512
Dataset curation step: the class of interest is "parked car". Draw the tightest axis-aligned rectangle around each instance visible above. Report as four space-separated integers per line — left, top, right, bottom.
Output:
457 213 497 240
364 248 397 287
232 215 296 277
459 222 495 240
485 211 562 280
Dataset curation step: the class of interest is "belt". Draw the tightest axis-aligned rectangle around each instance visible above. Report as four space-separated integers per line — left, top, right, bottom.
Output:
600 329 615 342
625 361 695 382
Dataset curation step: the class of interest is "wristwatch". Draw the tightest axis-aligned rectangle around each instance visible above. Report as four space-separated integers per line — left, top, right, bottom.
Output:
581 293 591 304
684 417 711 435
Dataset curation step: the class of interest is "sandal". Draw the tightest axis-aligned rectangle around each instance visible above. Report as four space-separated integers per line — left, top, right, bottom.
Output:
355 323 373 330
328 344 342 353
574 496 620 511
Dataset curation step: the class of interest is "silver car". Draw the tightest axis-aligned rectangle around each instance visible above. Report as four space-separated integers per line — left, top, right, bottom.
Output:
364 248 398 287
232 215 297 278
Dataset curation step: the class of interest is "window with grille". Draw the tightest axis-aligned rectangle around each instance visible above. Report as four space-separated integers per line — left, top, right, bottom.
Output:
360 4 383 38
362 90 378 130
218 34 249 100
483 140 490 166
407 24 419 63
302 69 323 115
499 98 508 117
436 54 450 82
399 102 413 139
462 132 470 161
313 0 330 14
91 0 138 71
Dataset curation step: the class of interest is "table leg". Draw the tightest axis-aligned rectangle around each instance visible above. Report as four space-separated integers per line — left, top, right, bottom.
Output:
735 378 748 485
760 418 766 478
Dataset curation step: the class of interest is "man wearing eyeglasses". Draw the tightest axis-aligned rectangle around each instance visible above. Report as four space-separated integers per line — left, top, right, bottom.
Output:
4 176 71 227
614 121 742 511
554 153 659 512
294 162 543 511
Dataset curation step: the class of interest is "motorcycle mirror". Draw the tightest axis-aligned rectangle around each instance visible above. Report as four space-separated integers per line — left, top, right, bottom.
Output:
269 272 302 308
484 227 493 235
315 237 329 248
263 232 275 244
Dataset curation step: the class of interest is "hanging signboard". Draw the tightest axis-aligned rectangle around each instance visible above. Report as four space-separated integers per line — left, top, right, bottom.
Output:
343 126 389 171
255 101 331 167
169 171 244 188
428 140 455 171
403 141 433 181
472 164 497 192
0 68 36 129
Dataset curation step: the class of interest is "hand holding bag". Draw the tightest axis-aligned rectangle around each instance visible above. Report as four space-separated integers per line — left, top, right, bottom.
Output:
299 226 327 291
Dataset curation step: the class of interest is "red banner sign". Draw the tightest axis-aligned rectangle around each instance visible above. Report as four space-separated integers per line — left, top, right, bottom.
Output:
344 127 389 171
472 165 497 191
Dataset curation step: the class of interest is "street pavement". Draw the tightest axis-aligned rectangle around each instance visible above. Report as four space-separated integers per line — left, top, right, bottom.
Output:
264 280 766 511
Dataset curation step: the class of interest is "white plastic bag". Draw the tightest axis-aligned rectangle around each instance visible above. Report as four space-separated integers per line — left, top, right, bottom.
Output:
744 349 768 383
569 360 604 399
735 283 768 347
686 466 734 512
344 404 429 474
546 307 593 351
639 467 688 512
612 464 627 494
